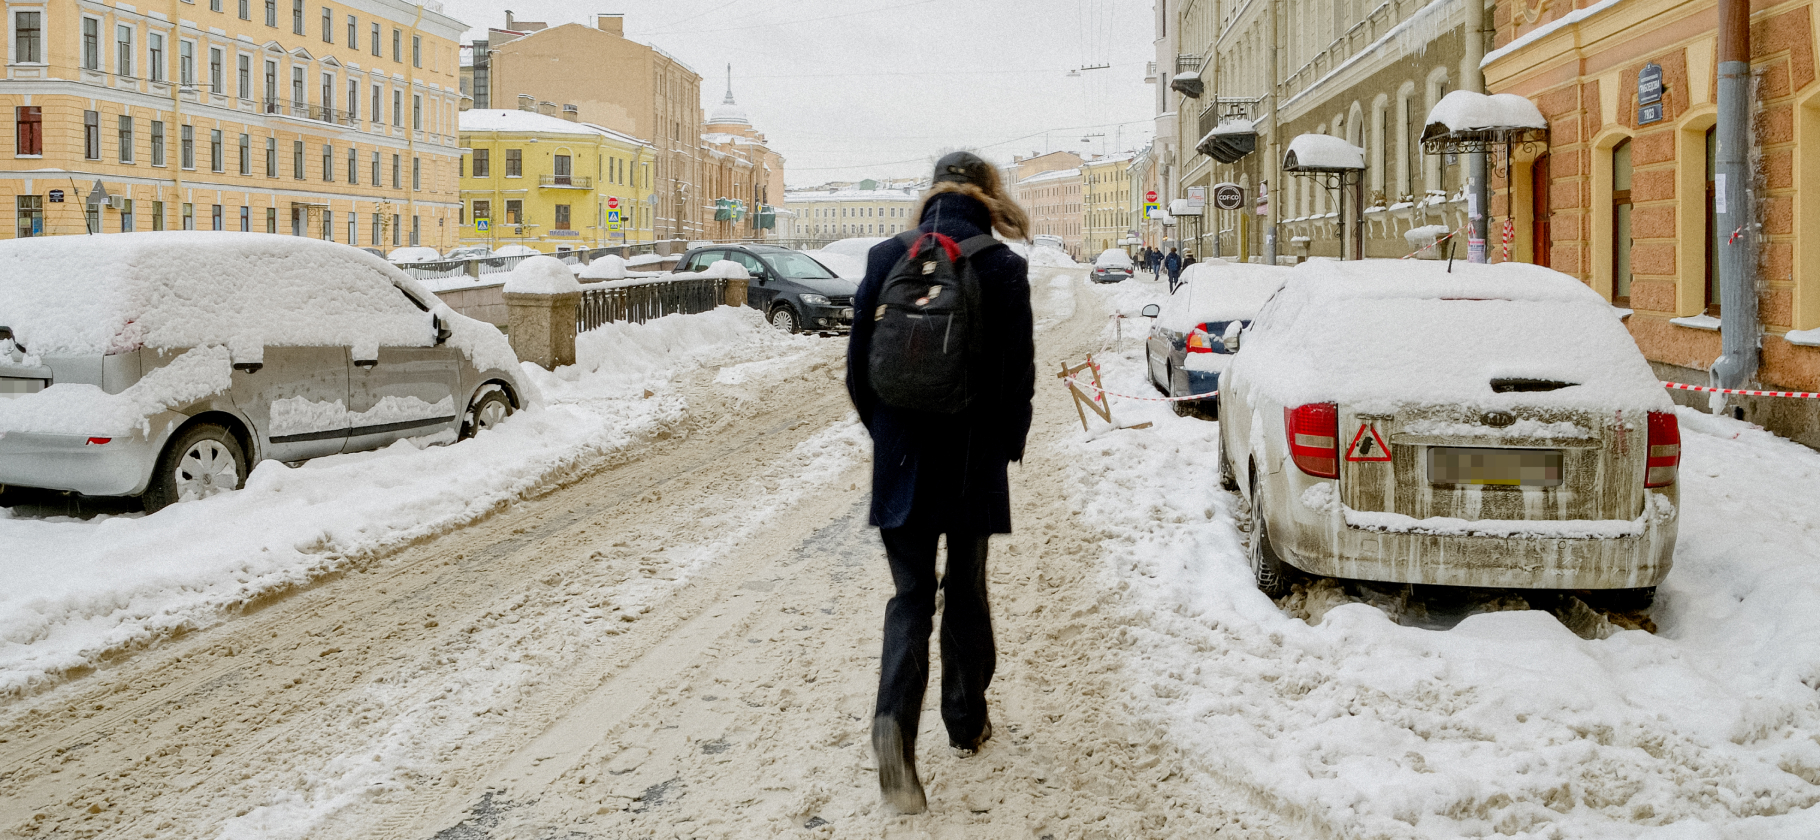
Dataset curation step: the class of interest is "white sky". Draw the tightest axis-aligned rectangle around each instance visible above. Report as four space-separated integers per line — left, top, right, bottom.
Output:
439 0 1158 186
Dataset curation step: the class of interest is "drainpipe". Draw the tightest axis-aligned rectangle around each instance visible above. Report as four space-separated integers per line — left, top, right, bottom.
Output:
1266 0 1280 265
1465 0 1489 262
1713 0 1760 390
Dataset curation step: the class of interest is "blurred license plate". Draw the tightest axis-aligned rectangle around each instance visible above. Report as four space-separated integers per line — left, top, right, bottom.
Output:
1428 447 1563 487
0 378 41 399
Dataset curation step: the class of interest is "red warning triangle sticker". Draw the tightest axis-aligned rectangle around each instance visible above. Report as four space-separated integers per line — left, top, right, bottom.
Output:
1345 424 1394 462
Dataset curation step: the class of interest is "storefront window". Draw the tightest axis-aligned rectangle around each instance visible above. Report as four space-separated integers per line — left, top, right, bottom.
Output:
1611 139 1633 306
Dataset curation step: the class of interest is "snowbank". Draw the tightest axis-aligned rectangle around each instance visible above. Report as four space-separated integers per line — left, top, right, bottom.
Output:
1065 332 1820 837
1285 134 1366 170
502 256 582 295
1231 259 1673 414
0 346 231 436
386 246 441 263
1007 241 1078 267
494 245 541 258
0 305 813 695
819 237 889 260
576 254 629 281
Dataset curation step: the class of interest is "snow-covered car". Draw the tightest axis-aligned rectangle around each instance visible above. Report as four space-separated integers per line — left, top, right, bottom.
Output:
1218 260 1679 606
493 244 542 259
1139 260 1285 415
443 245 494 261
1090 248 1135 283
387 245 443 264
675 244 856 333
0 233 529 511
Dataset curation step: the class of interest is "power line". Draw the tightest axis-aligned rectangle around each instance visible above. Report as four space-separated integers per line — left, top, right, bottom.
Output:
782 118 1154 172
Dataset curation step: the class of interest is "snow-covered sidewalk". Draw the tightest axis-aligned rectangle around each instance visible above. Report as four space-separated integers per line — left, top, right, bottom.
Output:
1068 276 1820 837
0 307 819 696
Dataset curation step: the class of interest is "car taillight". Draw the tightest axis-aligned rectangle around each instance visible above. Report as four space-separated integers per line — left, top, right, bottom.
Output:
1645 411 1680 487
86 437 111 446
1186 327 1215 354
1285 403 1339 478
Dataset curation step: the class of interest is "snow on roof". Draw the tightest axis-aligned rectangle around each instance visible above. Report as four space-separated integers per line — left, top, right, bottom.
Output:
784 189 917 203
503 256 582 295
1019 168 1081 185
1425 90 1547 132
459 110 651 147
1231 259 1672 414
1095 248 1134 267
1282 0 1461 113
1159 262 1288 332
1483 0 1624 67
1284 134 1366 171
1172 71 1202 82
1205 118 1256 137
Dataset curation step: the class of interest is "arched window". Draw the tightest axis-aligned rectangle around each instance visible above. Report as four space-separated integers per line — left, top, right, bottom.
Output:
1531 152 1551 267
1612 138 1634 306
1704 126 1719 314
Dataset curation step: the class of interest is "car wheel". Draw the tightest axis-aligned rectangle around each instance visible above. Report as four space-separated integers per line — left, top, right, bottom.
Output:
1248 475 1297 598
461 387 514 440
142 423 247 513
1585 587 1656 613
770 305 801 334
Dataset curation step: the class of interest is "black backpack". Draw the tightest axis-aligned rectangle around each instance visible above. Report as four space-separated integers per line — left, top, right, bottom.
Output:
867 230 1001 413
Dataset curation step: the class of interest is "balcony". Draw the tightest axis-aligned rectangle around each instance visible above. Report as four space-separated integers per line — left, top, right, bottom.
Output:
263 98 358 128
538 174 593 189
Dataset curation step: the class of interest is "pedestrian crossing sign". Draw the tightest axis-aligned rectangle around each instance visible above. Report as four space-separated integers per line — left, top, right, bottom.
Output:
606 210 622 232
476 218 490 232
1144 202 1160 219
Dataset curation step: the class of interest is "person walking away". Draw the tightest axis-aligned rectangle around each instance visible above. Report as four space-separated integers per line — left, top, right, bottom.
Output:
1182 252 1198 271
1164 247 1182 292
847 151 1036 815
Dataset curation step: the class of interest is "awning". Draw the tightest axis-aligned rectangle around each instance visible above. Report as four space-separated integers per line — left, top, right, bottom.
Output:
1420 90 1548 154
1196 118 1257 164
1282 134 1365 173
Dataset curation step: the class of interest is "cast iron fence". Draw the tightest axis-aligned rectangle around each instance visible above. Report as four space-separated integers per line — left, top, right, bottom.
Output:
577 277 728 331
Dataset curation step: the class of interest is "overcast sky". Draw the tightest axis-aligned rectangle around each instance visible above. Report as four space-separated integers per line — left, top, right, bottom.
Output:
439 0 1157 186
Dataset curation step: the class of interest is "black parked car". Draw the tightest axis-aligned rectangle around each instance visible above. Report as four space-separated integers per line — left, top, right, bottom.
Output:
675 244 858 333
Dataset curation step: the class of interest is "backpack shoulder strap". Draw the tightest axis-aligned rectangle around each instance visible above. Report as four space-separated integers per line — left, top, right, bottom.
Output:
956 234 1002 260
894 230 921 249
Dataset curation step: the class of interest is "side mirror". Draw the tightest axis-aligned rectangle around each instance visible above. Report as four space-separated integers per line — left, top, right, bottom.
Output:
434 313 453 345
1221 321 1243 352
1139 304 1160 318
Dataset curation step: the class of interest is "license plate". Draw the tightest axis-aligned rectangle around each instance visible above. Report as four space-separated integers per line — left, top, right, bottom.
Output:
1428 447 1563 487
0 378 42 398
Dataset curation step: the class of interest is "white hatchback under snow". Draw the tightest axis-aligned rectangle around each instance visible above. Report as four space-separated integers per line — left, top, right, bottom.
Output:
1218 259 1679 607
0 232 530 511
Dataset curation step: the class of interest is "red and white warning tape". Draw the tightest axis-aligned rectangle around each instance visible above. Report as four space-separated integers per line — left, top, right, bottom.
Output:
1064 373 1218 404
1663 381 1820 400
1400 225 1469 260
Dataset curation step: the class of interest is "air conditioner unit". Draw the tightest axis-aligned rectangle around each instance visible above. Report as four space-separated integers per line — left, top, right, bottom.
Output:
106 195 128 211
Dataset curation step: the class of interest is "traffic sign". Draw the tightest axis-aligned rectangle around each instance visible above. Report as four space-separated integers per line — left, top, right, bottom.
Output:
606 210 622 232
476 218 490 232
1145 190 1158 203
1346 424 1393 462
606 197 620 210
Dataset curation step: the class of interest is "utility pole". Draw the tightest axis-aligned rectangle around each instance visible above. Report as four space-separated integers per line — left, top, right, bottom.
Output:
1266 0 1280 265
1465 0 1489 262
1713 0 1760 391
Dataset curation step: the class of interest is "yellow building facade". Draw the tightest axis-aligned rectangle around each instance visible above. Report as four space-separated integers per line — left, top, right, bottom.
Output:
457 107 652 252
1082 153 1136 256
3 0 465 247
783 183 918 243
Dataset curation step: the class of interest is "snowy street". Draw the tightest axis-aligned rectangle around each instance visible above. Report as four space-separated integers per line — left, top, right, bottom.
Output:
5 265 1820 838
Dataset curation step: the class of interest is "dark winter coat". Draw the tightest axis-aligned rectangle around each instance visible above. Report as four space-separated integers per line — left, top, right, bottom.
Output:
846 192 1036 534
1164 252 1182 276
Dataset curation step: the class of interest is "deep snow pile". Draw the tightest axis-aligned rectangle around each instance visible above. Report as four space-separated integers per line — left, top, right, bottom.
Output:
0 306 813 695
1008 241 1078 267
1069 277 1820 836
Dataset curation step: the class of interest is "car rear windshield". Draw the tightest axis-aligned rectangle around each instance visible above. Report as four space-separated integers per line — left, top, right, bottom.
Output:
768 252 836 280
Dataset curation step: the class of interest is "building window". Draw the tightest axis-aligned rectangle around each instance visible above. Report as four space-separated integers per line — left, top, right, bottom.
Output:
505 149 522 177
322 144 333 181
473 199 490 223
391 154 400 188
293 0 304 36
370 212 381 244
239 0 250 20
120 199 134 233
553 154 571 185
392 28 400 62
411 156 420 190
472 148 489 177
16 107 42 156
148 33 163 81
347 147 357 184
118 116 134 163
346 14 356 48
392 214 400 245
371 151 380 185
371 84 382 124
181 124 194 168
292 66 304 107
322 209 332 240
151 120 165 165
182 202 193 230
82 17 99 70
412 94 421 130
370 23 379 56
211 129 223 172
180 40 194 86
1704 127 1720 313
410 215 419 246
238 54 250 99
347 214 356 243
265 59 276 104
239 133 250 174
1611 138 1634 307
266 0 276 28
84 110 101 160
267 207 277 233
555 204 571 230
17 196 43 238
212 204 223 231
411 35 420 67
265 136 276 176
320 6 331 42
392 90 402 126
15 12 42 63
505 200 521 225
151 200 164 231
348 79 359 121
294 139 304 179
240 205 250 231
116 25 133 77
210 47 223 92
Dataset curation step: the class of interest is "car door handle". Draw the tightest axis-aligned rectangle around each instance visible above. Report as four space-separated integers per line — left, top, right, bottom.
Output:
354 359 379 370
232 362 264 373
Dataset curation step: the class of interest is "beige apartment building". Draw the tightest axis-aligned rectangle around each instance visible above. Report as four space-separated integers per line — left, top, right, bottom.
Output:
1082 152 1135 256
482 14 705 241
784 181 918 243
700 74 784 243
1016 166 1083 257
3 0 465 247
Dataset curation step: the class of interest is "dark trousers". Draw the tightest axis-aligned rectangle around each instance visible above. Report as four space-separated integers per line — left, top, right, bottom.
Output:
874 524 995 750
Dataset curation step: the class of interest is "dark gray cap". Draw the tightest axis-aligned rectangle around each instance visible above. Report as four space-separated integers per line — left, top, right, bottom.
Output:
932 151 990 186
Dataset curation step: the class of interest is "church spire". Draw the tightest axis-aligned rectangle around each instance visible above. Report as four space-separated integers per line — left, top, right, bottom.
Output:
723 63 736 105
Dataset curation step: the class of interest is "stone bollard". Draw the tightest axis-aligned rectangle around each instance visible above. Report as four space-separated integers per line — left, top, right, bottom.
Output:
722 277 747 309
501 256 583 370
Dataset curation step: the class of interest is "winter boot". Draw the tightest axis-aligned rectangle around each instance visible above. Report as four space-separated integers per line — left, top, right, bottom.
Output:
871 716 926 814
950 718 992 758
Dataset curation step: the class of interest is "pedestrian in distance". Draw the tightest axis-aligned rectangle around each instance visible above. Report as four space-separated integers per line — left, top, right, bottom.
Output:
1183 252 1198 271
1165 247 1182 293
846 151 1037 815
